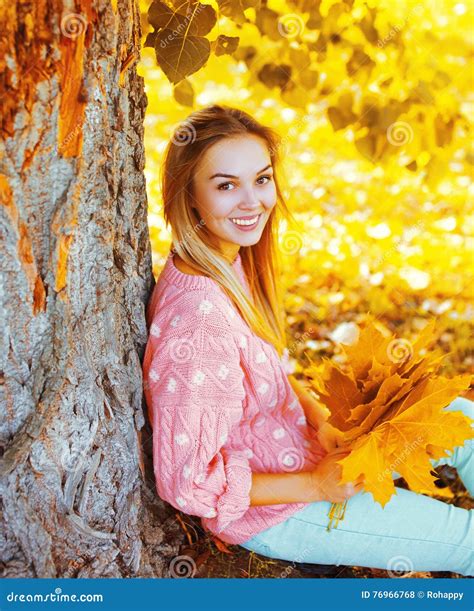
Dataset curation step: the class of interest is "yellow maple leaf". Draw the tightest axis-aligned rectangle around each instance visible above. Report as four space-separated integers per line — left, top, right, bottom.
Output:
304 315 473 507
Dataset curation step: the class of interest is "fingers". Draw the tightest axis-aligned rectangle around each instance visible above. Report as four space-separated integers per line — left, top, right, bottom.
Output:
339 478 364 500
324 478 364 503
344 482 356 496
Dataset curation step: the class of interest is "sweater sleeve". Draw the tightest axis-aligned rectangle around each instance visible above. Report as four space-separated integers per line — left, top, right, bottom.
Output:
144 300 252 533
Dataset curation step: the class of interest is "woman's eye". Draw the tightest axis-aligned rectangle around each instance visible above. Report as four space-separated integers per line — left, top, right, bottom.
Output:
257 175 273 185
217 182 235 191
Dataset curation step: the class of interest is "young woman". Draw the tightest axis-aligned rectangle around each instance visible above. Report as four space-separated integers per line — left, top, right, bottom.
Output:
142 105 473 577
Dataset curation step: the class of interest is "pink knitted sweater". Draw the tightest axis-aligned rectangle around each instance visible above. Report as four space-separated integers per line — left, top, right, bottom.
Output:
142 250 327 545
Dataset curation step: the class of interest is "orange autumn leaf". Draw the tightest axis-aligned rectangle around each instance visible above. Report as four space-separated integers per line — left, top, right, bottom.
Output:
304 314 473 507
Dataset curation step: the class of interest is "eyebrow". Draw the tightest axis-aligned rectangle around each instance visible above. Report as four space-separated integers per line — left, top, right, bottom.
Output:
209 164 272 180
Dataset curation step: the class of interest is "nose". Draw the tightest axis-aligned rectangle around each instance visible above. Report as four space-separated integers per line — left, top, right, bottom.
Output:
239 184 261 210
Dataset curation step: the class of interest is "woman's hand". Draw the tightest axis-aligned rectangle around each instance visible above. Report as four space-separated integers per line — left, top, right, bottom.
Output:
309 447 364 503
315 420 346 452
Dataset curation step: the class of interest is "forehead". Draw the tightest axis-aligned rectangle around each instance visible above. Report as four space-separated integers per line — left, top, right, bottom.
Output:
196 135 271 176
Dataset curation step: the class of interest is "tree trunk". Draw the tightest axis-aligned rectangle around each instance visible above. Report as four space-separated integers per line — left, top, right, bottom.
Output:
0 0 181 578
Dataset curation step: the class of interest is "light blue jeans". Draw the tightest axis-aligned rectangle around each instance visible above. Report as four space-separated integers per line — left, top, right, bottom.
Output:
240 396 474 577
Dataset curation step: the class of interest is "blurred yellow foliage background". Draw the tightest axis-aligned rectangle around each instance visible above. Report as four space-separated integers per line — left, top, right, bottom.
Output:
138 0 473 377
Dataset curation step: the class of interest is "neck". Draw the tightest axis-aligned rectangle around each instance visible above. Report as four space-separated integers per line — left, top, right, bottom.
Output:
218 242 240 264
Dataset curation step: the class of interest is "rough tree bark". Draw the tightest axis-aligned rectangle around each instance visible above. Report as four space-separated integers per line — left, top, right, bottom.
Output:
0 0 182 577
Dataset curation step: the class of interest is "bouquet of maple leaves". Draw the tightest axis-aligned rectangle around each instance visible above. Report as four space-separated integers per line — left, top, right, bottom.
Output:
303 314 473 526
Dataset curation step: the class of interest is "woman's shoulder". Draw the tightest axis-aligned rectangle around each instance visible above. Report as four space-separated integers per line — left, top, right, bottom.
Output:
172 254 208 277
148 281 239 341
146 251 252 343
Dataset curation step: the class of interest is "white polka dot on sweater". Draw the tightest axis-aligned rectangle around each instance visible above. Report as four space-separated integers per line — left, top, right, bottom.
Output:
149 369 160 383
195 472 205 484
150 322 161 337
183 465 192 478
288 399 298 410
192 371 206 385
199 299 213 314
255 351 267 363
238 335 247 348
175 433 190 446
272 427 285 439
204 508 217 518
167 378 177 392
217 364 229 380
219 433 227 445
257 382 269 395
268 397 277 408
244 448 253 458
176 496 186 507
170 315 181 327
297 415 306 425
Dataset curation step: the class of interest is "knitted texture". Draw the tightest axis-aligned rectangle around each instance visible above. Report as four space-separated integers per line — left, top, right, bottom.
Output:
142 250 327 545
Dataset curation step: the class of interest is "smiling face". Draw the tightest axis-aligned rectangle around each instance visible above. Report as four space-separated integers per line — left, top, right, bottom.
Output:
191 134 277 260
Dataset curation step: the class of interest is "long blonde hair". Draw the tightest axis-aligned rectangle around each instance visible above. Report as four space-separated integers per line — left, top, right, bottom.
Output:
161 105 293 356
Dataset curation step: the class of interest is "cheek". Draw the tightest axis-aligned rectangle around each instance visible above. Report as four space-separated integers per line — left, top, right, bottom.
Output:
262 183 277 208
194 186 234 221
207 193 241 221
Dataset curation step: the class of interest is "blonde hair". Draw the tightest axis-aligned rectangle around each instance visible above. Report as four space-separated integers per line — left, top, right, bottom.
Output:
161 105 294 356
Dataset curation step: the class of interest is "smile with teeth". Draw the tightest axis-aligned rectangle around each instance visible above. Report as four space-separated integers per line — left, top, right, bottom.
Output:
230 214 261 226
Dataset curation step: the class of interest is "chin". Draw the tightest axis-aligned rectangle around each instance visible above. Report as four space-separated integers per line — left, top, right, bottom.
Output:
241 234 263 246
227 231 264 247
